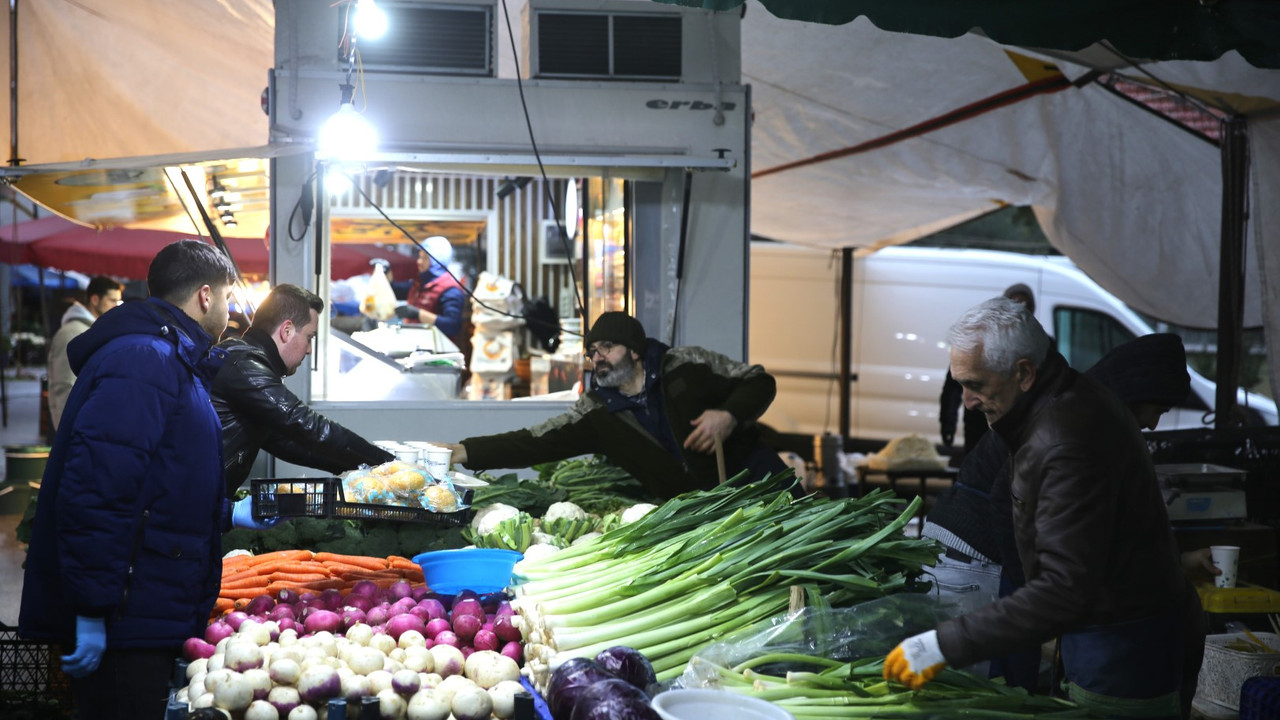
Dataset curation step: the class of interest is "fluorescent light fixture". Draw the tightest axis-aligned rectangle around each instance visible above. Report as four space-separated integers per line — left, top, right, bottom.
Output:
354 0 388 40
318 84 378 160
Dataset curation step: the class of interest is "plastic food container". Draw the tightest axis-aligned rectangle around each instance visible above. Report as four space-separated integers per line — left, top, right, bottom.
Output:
412 548 522 594
651 689 795 720
1194 631 1280 716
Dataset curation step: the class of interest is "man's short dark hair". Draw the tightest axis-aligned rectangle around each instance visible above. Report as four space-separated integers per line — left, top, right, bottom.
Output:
147 240 237 304
251 284 325 333
86 276 123 301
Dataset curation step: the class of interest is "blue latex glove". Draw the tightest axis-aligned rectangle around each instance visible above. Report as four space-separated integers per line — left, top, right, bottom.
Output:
61 616 106 678
232 496 281 531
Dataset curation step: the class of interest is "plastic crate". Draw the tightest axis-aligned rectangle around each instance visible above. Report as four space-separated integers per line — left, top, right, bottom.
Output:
1194 631 1280 716
1241 676 1280 720
0 623 75 718
251 478 338 519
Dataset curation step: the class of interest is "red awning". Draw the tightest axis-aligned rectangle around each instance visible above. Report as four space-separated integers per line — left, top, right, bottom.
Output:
0 217 416 281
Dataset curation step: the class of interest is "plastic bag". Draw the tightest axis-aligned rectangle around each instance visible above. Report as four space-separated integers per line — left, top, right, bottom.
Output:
341 460 468 513
361 262 397 321
676 594 971 690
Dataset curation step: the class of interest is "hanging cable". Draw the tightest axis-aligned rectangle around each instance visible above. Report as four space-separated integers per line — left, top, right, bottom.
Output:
499 0 584 323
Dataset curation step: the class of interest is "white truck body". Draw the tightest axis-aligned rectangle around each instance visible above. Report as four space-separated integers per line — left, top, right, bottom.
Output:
749 243 1277 442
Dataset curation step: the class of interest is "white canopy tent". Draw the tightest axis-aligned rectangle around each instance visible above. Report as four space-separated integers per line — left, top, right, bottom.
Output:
4 0 1279 399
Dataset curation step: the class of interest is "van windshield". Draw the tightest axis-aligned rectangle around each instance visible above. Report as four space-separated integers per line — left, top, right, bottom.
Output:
1054 306 1137 371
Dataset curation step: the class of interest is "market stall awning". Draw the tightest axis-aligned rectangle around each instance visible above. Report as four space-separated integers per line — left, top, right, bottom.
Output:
653 0 1280 68
0 216 417 281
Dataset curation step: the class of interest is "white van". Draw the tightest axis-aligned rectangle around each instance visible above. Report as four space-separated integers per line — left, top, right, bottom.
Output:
749 242 1277 443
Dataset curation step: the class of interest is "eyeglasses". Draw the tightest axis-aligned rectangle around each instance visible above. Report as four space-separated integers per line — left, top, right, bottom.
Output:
586 341 617 360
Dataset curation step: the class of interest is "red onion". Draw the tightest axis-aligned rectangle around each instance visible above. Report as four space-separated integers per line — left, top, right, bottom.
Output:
425 618 451 639
204 620 234 645
350 580 380 598
319 588 345 611
224 610 250 631
452 613 481 642
244 594 275 617
416 598 447 622
500 641 523 663
365 605 390 627
452 597 484 620
494 614 522 644
385 614 427 641
388 580 413 600
343 594 374 613
303 609 342 635
434 630 460 647
472 629 499 652
183 637 216 661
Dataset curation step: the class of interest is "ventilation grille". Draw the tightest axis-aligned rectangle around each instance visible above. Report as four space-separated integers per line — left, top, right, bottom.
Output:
341 3 493 76
536 12 682 80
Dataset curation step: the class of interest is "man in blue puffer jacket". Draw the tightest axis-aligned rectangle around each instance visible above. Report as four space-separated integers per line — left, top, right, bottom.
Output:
20 240 277 720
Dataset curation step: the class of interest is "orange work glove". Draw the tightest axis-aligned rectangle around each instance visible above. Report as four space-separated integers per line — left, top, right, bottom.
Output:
883 629 947 690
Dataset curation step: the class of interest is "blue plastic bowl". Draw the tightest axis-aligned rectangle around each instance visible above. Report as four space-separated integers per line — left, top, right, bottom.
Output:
412 548 522 595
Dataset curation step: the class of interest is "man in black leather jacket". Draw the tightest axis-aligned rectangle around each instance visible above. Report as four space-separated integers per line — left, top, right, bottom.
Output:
212 284 393 497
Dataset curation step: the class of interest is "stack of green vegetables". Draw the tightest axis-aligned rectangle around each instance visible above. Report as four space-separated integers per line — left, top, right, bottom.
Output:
536 456 660 514
511 475 941 690
699 654 1086 718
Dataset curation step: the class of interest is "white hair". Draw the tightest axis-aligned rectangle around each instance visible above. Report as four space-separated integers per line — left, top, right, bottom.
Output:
948 296 1051 375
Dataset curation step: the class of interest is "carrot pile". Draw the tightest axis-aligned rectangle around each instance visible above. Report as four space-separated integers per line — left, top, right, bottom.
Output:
213 550 426 616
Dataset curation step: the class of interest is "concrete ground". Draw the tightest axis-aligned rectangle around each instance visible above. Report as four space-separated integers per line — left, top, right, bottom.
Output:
0 372 44 627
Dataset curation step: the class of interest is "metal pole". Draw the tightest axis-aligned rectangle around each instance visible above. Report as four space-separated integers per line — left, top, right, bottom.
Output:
1215 116 1248 430
839 247 853 441
8 0 18 166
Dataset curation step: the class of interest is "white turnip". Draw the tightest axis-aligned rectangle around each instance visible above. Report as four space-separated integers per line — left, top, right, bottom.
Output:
464 650 520 689
268 657 302 686
243 667 272 701
392 669 421 696
346 623 374 646
428 644 464 678
297 664 341 705
405 690 450 720
287 705 317 720
225 639 265 672
267 685 301 717
488 680 526 720
433 631 459 648
377 687 408 720
402 646 434 674
210 670 254 712
340 672 372 703
432 674 475 705
245 699 280 720
349 646 385 676
450 683 493 720
187 657 209 679
397 629 426 650
367 669 394 695
369 632 397 656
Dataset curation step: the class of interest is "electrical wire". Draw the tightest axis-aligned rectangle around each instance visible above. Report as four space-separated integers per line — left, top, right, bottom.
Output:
337 165 573 342
498 0 584 323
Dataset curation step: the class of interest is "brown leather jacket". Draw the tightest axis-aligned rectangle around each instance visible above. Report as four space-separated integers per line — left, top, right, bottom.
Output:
936 351 1185 667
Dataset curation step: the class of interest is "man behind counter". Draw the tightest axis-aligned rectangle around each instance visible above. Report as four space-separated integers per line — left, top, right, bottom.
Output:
213 283 393 497
442 311 794 499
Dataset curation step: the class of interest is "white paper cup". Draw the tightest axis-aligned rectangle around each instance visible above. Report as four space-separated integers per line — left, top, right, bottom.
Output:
423 446 453 480
1210 545 1240 588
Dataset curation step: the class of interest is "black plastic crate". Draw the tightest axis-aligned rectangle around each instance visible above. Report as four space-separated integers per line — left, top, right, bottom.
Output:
251 478 338 519
333 485 474 526
0 623 75 718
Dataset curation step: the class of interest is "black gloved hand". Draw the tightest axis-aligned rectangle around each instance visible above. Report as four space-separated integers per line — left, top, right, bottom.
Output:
394 305 420 320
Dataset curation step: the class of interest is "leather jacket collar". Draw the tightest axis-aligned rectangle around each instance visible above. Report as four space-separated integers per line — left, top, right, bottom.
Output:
992 349 1073 451
238 327 288 377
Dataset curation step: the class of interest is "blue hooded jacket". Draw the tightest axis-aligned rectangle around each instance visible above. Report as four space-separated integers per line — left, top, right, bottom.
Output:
19 298 230 648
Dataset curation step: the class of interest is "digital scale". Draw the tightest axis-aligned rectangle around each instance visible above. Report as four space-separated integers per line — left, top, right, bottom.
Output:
1156 463 1248 523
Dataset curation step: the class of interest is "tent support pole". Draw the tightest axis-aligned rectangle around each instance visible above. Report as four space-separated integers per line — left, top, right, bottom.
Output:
1215 116 1248 430
839 247 852 441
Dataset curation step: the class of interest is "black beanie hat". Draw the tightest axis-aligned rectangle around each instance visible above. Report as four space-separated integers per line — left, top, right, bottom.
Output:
1084 333 1191 407
585 312 647 355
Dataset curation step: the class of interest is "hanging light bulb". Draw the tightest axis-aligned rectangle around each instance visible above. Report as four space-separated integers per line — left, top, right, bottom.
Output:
353 0 388 40
318 83 378 161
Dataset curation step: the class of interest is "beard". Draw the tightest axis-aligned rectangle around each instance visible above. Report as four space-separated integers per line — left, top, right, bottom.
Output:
594 350 640 389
